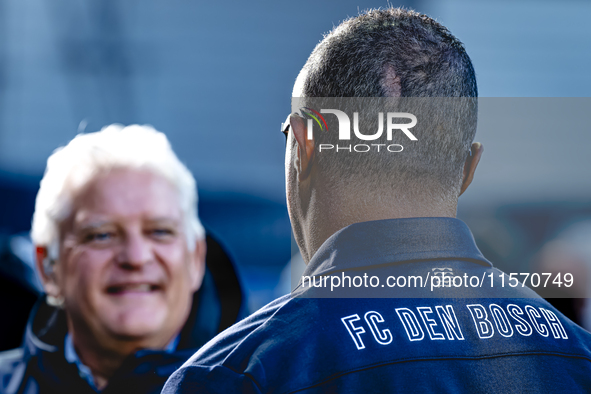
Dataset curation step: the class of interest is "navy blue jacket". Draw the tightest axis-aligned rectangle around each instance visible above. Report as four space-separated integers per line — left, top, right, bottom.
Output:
162 218 591 393
0 235 244 394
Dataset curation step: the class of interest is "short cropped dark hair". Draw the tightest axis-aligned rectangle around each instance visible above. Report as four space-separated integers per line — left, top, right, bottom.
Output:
295 8 478 199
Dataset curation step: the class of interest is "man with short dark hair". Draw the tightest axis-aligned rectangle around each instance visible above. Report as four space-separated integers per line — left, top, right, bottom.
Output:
163 8 591 393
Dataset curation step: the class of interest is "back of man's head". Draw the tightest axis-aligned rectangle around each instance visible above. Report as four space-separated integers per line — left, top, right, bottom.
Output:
293 8 478 203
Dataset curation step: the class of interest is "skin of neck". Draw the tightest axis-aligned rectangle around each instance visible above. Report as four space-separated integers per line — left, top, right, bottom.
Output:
295 173 459 264
66 317 176 390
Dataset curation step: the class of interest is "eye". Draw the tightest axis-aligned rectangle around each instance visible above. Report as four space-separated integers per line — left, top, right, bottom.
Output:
147 228 177 241
84 231 115 243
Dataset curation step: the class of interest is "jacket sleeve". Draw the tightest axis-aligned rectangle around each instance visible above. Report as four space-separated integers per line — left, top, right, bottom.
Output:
161 364 263 394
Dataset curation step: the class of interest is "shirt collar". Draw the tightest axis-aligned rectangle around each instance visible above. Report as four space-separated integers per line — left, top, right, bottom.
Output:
64 333 180 391
64 333 99 391
303 217 491 278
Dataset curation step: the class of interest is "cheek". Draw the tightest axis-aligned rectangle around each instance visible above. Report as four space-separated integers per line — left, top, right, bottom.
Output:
285 147 298 209
285 144 296 181
59 249 113 305
157 243 195 281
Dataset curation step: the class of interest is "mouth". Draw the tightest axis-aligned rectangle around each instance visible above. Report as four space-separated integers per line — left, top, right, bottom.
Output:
105 283 162 295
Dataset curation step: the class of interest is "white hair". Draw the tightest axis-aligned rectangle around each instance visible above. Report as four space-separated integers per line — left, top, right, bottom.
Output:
31 124 205 260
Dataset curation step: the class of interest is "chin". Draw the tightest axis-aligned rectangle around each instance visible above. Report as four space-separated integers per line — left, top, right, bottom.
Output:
104 307 171 341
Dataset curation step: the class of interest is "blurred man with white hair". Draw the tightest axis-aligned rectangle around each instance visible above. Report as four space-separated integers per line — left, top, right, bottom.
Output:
0 125 243 394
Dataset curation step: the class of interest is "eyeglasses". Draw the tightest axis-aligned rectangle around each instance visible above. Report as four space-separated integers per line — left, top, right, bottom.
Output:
281 114 292 144
281 108 327 145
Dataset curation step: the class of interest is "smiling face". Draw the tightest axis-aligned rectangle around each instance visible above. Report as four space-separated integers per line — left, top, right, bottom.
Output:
50 168 205 351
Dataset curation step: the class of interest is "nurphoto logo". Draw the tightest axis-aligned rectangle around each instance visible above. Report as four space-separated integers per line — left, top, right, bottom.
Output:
301 107 418 153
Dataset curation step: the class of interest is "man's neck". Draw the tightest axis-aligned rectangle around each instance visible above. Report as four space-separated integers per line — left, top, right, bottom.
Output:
65 334 125 391
69 336 126 390
300 192 458 264
66 322 178 390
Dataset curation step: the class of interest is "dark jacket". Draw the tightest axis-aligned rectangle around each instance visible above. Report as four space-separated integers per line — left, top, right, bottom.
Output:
162 218 591 393
0 235 243 394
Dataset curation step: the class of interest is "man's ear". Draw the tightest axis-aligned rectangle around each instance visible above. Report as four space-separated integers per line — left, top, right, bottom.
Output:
290 115 315 181
459 142 484 196
189 239 207 292
35 246 62 303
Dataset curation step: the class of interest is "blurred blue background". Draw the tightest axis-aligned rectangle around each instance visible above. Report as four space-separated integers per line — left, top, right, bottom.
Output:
0 0 590 319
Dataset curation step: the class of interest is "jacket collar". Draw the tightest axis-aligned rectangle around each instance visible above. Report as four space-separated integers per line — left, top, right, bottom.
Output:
303 217 491 278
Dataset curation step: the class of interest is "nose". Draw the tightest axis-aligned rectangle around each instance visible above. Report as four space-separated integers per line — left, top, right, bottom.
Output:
116 232 152 269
